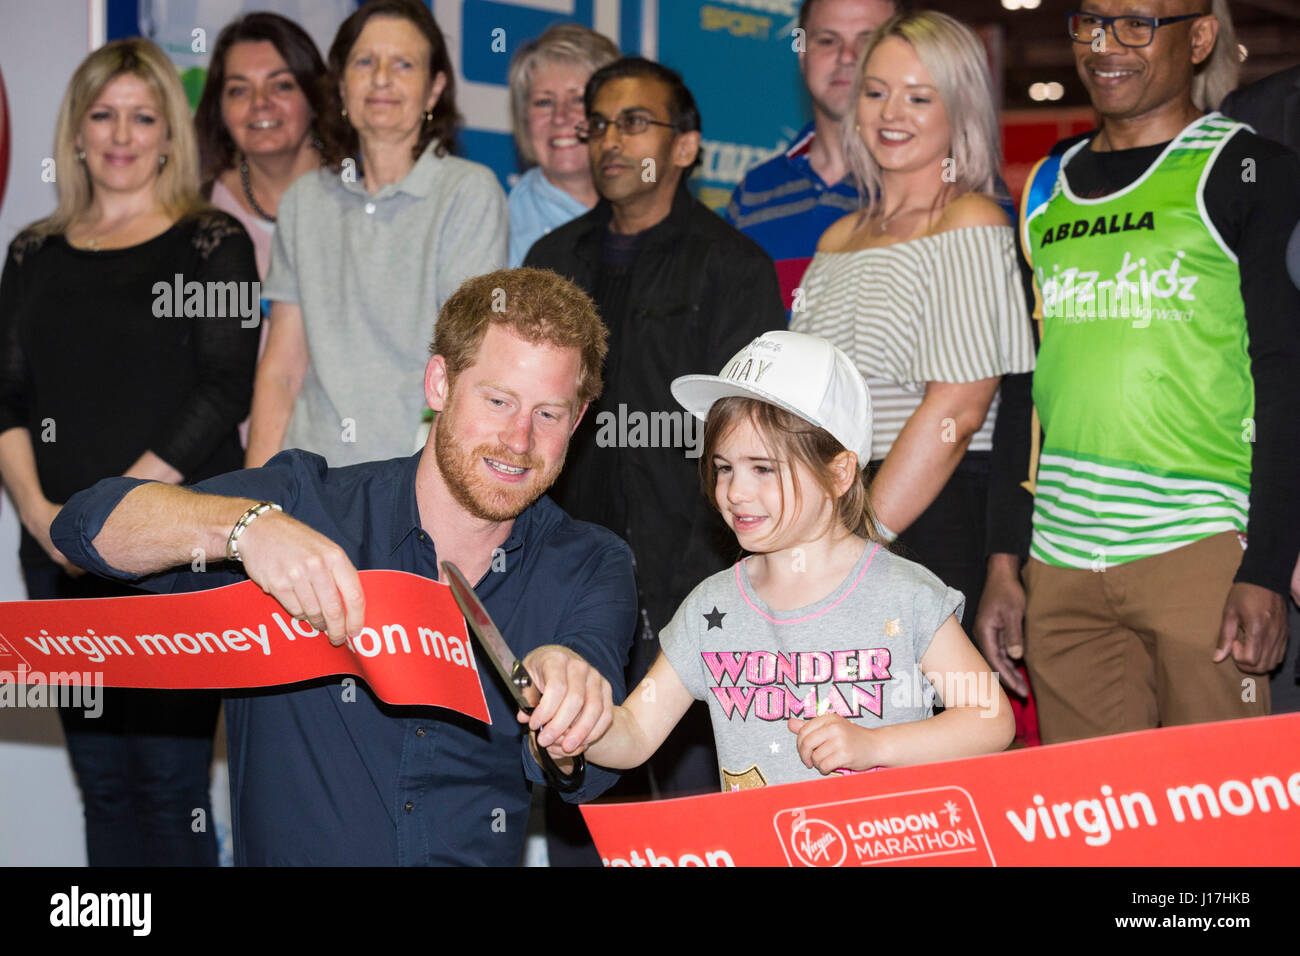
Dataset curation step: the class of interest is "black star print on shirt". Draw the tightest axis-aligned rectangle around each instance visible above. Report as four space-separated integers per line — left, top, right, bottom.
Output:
704 606 726 630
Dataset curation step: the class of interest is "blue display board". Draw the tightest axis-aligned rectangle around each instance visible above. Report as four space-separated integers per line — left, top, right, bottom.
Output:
107 0 808 209
657 0 808 209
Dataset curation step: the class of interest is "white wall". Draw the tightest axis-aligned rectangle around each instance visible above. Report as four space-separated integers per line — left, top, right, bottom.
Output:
0 0 94 868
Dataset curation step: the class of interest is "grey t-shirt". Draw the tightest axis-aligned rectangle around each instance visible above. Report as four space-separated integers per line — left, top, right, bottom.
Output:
660 542 964 791
264 147 507 465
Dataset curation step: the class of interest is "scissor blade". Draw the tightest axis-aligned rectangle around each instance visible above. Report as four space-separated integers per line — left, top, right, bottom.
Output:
441 561 537 713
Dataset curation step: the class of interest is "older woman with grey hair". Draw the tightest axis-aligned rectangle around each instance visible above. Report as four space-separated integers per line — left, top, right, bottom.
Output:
506 23 618 266
246 0 506 467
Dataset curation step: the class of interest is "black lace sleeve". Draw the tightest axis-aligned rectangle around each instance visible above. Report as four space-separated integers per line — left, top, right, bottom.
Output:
147 213 260 477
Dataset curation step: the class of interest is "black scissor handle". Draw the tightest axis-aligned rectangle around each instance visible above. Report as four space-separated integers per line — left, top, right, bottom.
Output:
520 703 586 792
514 661 586 791
534 733 586 793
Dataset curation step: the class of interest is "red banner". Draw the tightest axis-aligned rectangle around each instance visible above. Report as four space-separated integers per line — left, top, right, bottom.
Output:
0 570 490 721
582 713 1300 866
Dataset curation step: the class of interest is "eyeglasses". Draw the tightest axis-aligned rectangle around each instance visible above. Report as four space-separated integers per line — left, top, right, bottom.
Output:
1066 10 1207 49
574 114 677 142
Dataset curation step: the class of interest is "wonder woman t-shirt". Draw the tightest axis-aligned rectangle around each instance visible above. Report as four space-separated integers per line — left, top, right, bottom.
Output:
659 543 963 791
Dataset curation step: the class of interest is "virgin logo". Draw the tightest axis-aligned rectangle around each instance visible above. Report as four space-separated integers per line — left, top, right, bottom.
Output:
790 817 847 867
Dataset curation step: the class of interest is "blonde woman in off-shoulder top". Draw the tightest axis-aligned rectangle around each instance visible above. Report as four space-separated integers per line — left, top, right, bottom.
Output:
792 10 1035 631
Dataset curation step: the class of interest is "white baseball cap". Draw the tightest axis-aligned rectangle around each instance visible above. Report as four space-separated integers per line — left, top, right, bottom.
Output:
671 331 873 467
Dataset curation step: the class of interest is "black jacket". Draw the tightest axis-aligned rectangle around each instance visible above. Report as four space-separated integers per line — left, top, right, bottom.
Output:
1221 65 1300 157
525 182 785 635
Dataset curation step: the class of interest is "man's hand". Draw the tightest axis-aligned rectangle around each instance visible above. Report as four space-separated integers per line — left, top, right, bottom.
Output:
236 509 365 646
974 553 1028 696
517 644 613 758
1215 581 1287 674
1291 551 1300 608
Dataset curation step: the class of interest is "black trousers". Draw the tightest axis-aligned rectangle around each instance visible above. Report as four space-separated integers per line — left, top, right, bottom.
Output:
22 558 220 866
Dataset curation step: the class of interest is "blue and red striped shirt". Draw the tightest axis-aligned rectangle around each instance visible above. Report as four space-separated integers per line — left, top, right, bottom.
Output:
723 123 860 318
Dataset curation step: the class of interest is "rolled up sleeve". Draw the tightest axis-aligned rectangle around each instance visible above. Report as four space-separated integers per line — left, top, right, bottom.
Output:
521 537 638 802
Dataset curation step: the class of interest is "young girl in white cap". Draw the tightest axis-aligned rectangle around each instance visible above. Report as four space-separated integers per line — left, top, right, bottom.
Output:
578 331 1014 790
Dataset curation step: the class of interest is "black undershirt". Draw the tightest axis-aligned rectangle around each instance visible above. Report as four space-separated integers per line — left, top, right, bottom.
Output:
587 226 649 543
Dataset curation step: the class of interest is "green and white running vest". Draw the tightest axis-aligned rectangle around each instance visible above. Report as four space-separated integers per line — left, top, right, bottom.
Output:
1021 112 1252 570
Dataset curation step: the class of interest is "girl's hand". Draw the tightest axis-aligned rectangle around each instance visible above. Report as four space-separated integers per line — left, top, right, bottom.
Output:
789 715 877 775
518 644 614 756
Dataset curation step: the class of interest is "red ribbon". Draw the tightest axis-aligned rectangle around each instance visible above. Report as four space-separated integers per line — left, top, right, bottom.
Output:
0 570 489 722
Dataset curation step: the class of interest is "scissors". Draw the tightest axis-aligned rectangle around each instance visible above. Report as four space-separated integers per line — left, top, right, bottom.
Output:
441 561 585 793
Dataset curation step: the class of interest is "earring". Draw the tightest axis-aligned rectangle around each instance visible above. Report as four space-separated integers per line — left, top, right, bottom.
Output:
425 109 433 124
159 154 168 167
341 106 348 119
77 149 86 161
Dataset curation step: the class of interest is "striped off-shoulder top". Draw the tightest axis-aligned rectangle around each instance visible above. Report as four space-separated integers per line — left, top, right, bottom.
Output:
791 224 1036 462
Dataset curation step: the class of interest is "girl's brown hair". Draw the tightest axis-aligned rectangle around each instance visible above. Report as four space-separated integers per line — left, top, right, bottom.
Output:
700 397 887 547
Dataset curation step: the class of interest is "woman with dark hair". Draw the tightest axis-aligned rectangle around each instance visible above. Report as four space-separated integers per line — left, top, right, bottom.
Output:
0 38 258 866
195 11 332 277
246 0 506 468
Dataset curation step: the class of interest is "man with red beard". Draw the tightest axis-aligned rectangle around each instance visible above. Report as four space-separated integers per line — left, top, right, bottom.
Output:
49 268 637 866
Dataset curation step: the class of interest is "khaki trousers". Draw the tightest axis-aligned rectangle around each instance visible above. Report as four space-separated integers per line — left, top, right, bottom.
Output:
1023 531 1270 744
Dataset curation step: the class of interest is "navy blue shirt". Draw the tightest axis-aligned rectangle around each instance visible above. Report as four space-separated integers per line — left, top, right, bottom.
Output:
52 449 638 865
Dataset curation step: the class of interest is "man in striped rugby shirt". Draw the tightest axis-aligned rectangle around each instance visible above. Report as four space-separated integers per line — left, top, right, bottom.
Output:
724 0 901 314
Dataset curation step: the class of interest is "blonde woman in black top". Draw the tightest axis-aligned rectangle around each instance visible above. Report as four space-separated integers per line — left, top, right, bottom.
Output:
0 38 258 866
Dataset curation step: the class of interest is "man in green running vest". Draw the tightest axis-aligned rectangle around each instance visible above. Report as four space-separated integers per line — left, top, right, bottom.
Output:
975 0 1300 743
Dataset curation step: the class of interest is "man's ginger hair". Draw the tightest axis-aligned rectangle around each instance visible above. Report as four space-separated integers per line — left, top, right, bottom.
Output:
431 268 608 406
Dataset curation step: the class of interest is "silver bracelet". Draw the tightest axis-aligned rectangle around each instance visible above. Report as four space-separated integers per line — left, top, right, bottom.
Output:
226 502 282 563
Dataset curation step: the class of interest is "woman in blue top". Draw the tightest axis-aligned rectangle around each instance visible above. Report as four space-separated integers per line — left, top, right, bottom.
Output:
506 23 619 267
